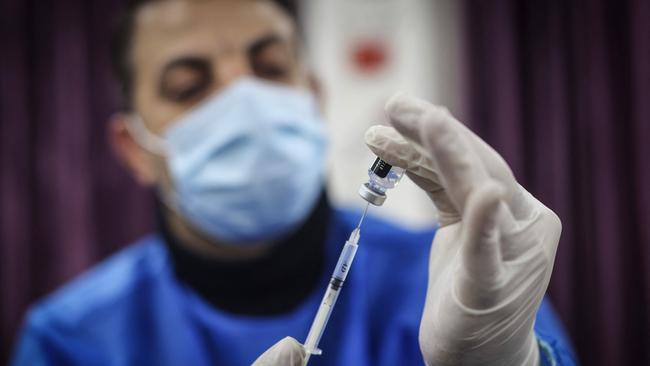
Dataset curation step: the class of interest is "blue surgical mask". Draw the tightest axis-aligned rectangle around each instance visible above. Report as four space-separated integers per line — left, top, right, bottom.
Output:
128 78 327 244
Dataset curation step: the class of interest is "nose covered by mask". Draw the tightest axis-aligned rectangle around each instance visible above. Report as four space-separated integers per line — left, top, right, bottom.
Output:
131 78 327 245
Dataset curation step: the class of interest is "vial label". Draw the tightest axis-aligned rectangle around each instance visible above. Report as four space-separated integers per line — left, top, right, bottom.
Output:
370 157 392 178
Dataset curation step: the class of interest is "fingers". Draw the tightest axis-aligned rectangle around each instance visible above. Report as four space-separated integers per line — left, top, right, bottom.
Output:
365 125 462 224
383 91 435 143
385 92 534 220
386 93 490 213
364 125 441 190
422 109 491 213
407 171 462 226
251 337 305 366
456 182 509 308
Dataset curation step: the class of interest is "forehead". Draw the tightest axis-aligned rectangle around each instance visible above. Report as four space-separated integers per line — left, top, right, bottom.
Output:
131 0 294 73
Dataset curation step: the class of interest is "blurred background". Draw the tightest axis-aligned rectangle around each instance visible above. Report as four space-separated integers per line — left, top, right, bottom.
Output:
1 0 648 364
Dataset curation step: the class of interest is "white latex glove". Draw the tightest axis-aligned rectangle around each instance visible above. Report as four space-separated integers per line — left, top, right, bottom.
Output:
365 93 561 366
251 337 305 366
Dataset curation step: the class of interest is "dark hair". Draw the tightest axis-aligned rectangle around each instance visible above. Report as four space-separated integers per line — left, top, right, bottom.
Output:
110 0 297 110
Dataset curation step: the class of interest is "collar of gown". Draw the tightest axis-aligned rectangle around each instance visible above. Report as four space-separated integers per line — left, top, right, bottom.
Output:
158 191 330 315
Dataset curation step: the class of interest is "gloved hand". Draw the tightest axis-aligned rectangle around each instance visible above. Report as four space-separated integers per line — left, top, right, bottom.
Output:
251 337 305 366
365 93 562 366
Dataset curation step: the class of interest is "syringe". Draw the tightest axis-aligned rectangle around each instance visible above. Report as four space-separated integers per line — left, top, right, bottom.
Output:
302 203 369 365
302 157 403 365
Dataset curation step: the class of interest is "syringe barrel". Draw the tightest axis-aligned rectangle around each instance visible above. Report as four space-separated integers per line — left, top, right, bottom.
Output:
303 238 360 362
303 285 341 359
332 242 358 284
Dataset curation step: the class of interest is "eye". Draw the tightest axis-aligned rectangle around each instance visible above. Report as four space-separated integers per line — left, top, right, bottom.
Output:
159 58 212 104
168 80 209 102
254 63 290 80
249 39 295 83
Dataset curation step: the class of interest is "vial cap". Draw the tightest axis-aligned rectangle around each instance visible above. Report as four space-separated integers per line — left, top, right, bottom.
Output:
370 157 392 178
358 183 386 206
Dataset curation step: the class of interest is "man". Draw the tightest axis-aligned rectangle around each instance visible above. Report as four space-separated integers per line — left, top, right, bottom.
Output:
12 0 577 365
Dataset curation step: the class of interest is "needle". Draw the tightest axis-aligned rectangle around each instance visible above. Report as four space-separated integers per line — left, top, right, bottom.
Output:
356 202 370 229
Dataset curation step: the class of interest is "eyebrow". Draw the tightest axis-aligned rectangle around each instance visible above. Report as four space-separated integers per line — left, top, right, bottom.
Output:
159 34 288 76
156 33 294 95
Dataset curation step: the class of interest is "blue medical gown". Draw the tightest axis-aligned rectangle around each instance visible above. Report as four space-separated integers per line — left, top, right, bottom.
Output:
12 209 577 365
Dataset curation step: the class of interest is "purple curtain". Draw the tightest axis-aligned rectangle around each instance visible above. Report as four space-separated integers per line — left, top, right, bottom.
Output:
464 0 650 365
0 0 153 362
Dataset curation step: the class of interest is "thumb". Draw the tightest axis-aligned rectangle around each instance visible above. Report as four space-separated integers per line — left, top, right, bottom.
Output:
456 181 507 309
251 337 306 366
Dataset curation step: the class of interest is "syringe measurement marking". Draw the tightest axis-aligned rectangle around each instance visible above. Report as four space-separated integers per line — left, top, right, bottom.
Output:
333 243 357 281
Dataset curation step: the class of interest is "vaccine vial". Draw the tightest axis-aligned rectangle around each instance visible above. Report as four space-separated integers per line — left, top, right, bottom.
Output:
358 157 405 206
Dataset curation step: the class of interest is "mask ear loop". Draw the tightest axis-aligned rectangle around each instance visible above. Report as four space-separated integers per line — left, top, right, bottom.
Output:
124 115 170 156
125 115 182 214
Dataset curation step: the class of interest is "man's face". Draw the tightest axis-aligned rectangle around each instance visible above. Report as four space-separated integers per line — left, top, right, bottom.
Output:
112 0 312 193
131 0 306 134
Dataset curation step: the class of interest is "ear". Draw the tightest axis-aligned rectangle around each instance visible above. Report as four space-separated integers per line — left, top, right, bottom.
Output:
108 112 158 186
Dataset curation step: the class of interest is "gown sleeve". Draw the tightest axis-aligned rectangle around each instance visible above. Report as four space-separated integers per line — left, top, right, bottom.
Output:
10 308 73 366
534 297 579 366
